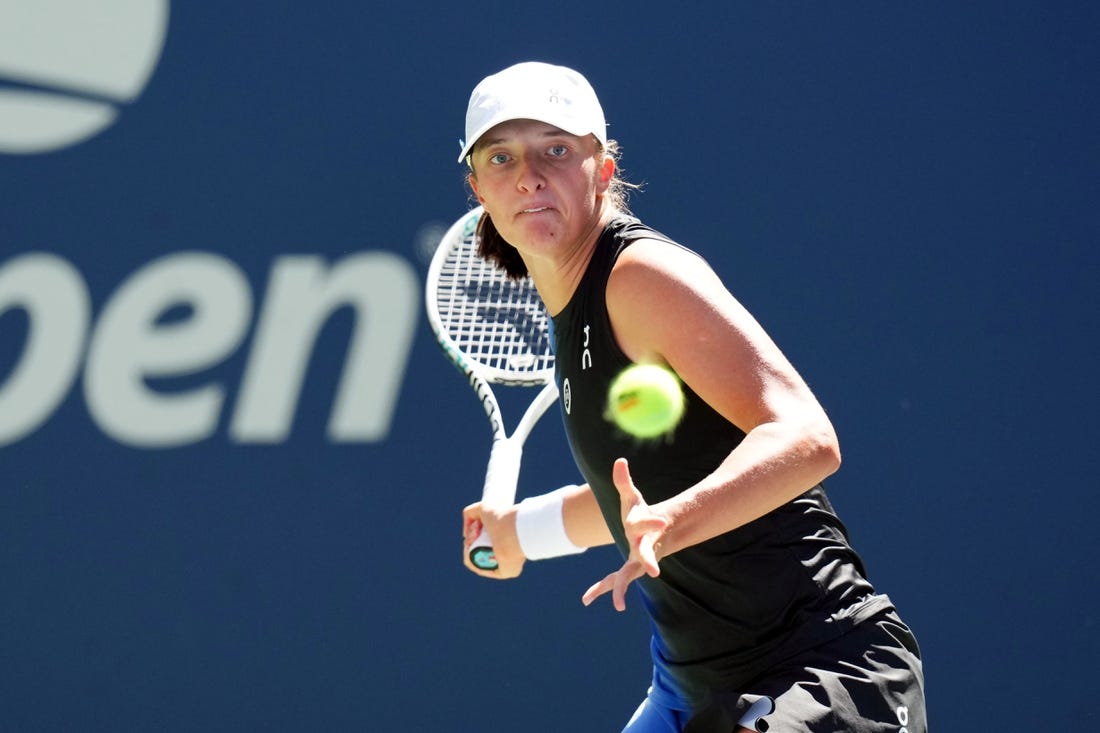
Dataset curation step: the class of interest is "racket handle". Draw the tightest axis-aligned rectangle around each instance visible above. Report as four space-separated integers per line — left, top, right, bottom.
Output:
468 438 523 571
468 526 497 570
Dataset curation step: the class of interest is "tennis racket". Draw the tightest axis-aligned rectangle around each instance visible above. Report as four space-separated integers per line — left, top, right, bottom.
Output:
425 206 559 571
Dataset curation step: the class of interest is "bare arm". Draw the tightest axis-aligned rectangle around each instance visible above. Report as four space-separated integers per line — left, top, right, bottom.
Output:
611 239 840 550
584 239 840 608
562 484 615 548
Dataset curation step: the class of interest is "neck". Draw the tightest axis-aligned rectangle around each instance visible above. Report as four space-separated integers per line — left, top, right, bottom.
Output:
525 204 615 316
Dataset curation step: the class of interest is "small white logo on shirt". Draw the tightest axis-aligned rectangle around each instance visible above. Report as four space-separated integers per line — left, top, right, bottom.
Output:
581 324 592 371
896 704 909 732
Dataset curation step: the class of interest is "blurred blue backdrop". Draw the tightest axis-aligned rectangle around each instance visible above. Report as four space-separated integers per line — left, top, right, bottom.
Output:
2 2 1097 730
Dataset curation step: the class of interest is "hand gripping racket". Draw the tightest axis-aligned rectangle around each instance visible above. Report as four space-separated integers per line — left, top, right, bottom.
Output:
425 207 559 571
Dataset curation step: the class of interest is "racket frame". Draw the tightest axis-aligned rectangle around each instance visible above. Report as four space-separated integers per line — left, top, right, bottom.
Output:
424 207 558 570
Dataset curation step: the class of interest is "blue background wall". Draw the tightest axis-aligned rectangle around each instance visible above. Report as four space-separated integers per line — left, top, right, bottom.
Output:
3 2 1097 730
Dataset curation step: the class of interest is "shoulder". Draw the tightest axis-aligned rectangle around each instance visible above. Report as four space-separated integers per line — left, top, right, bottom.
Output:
608 237 726 310
606 237 733 362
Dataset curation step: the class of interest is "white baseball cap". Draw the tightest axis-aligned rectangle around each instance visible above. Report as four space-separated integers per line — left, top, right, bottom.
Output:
458 61 608 163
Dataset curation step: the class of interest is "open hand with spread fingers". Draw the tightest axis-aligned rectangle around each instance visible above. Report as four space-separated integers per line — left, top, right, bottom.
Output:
582 458 670 611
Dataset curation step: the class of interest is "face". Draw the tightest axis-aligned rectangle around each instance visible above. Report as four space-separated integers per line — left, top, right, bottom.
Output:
467 119 614 261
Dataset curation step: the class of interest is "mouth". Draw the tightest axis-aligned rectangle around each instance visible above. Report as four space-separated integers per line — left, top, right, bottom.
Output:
520 206 552 215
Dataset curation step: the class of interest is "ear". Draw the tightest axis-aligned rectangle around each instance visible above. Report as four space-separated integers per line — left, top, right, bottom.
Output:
467 173 486 205
596 155 615 193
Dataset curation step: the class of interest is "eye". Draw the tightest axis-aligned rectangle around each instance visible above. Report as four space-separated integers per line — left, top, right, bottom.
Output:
547 144 568 158
488 152 510 165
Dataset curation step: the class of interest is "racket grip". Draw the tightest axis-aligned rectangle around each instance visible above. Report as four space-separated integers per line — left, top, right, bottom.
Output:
468 438 523 571
468 526 497 570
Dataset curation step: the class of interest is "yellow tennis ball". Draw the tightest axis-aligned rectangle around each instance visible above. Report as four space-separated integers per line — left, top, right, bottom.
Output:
607 364 686 439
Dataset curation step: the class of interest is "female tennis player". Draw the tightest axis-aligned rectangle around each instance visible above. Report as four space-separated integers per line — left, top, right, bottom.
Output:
457 61 926 733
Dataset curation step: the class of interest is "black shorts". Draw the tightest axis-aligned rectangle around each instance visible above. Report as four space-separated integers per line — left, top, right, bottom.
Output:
685 611 926 733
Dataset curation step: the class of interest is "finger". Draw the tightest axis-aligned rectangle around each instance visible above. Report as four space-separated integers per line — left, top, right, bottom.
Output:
612 572 628 612
612 457 639 502
463 517 483 543
636 532 661 578
581 573 617 607
611 562 645 612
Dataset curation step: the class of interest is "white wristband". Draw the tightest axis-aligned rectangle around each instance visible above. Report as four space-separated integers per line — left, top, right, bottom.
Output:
515 485 587 560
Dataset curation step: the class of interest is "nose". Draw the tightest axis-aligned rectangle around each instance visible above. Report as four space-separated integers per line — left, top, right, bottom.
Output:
516 155 545 192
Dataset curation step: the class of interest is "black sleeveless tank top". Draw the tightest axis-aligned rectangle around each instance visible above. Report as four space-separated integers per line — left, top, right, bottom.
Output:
552 216 893 709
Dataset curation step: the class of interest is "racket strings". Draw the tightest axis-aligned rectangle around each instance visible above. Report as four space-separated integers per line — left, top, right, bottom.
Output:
436 232 554 379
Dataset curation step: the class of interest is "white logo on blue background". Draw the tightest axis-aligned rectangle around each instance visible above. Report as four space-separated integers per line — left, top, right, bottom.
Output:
0 0 170 154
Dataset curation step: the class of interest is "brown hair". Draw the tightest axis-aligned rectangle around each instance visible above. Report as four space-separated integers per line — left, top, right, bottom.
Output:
469 138 636 280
